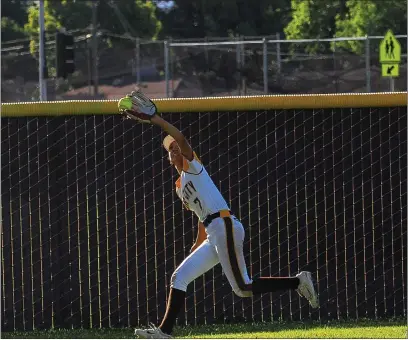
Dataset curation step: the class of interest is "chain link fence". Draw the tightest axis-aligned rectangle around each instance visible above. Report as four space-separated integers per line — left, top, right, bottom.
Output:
2 33 407 102
2 105 406 330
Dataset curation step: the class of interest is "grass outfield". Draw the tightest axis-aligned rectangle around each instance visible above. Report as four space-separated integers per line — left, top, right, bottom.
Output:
3 319 406 339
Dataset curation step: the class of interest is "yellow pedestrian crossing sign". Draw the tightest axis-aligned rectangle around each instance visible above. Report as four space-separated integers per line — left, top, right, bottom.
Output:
379 30 401 64
380 30 401 78
382 63 399 77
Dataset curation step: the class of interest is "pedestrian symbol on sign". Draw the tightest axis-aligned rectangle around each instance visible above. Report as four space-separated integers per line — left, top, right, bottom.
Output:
380 30 400 79
380 30 400 63
389 37 395 58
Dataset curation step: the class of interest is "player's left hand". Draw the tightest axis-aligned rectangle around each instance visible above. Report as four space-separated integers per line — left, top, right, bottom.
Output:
118 90 158 123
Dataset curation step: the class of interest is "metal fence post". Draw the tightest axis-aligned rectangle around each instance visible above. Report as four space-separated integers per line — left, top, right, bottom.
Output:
236 37 241 95
390 78 395 92
204 36 209 69
276 32 281 75
365 35 371 93
136 37 141 84
39 0 47 101
92 0 98 97
263 38 268 94
241 37 246 94
333 41 338 92
164 40 169 98
169 37 174 97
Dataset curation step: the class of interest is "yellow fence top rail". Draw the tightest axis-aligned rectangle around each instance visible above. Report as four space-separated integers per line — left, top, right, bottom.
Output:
1 92 407 117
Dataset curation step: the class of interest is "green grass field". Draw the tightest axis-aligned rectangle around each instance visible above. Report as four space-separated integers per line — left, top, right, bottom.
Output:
3 319 406 339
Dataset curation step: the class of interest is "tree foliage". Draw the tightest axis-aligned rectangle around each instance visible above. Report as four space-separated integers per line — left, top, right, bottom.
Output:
2 17 27 42
283 0 407 54
157 0 292 39
2 0 32 26
24 0 162 55
334 0 407 53
284 0 347 52
1 0 32 42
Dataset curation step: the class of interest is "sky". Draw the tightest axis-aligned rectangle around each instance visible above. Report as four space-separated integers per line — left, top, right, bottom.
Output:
155 0 175 11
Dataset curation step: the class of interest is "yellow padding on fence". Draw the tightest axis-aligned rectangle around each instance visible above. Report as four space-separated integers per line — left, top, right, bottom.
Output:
1 92 407 117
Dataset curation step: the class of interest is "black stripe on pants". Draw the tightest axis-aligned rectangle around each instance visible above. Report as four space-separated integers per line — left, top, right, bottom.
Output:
223 217 252 292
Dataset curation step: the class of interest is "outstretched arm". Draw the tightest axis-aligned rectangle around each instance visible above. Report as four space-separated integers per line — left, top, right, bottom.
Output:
118 91 193 160
151 115 194 161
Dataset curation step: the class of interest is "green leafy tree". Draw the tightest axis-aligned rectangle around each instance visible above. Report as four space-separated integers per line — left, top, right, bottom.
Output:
24 0 162 54
24 1 60 55
1 0 33 42
157 0 292 95
284 0 347 52
2 17 27 41
157 0 291 39
23 0 162 80
334 0 407 53
97 0 162 38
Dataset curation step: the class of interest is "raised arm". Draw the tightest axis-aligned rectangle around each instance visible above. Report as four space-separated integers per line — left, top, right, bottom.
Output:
118 90 193 161
151 115 194 161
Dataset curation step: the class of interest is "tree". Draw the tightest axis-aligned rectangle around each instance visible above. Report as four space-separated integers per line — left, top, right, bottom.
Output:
334 0 407 53
2 0 32 26
23 0 162 81
1 0 32 42
157 0 292 39
2 17 27 42
24 2 60 55
24 0 162 54
284 0 347 52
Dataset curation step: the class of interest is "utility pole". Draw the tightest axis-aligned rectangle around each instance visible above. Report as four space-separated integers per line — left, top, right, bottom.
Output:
92 1 98 97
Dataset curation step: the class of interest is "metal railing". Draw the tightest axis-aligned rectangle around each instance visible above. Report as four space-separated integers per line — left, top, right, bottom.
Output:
161 34 407 97
1 34 407 102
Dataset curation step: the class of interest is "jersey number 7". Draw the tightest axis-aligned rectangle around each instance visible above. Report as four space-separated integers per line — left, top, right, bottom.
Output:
193 198 202 211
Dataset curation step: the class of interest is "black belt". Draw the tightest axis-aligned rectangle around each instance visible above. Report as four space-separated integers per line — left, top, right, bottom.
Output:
203 210 232 227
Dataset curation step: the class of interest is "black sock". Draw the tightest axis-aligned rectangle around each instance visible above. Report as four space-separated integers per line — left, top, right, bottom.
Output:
252 277 300 294
159 288 186 335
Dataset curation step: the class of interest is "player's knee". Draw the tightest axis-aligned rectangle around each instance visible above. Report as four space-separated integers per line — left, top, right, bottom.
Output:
233 287 252 298
170 270 188 292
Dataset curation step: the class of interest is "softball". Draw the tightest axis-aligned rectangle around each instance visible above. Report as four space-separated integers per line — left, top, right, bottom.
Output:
118 96 133 111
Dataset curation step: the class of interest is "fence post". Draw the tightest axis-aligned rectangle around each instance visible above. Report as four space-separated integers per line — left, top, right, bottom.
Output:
38 0 47 101
390 78 395 92
365 35 371 93
333 41 338 92
136 37 141 84
169 37 174 97
92 0 98 97
236 37 241 95
204 36 209 69
276 32 281 75
241 37 246 94
164 40 169 98
263 38 268 94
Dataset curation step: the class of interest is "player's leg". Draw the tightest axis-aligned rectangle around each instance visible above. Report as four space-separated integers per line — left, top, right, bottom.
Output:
135 239 219 338
159 239 219 335
206 216 252 297
210 216 318 307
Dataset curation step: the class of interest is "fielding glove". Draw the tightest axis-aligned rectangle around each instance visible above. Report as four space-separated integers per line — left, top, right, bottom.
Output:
118 90 158 123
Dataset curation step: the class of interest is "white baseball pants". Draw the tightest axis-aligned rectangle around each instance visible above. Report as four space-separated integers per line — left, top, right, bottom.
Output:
170 216 253 297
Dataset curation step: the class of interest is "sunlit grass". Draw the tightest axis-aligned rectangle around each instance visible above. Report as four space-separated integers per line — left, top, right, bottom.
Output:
3 319 406 338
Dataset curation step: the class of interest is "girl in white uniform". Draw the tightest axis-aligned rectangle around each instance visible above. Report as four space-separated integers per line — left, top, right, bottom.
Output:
118 91 318 339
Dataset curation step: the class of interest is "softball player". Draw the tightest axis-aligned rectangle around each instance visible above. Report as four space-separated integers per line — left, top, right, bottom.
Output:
118 91 319 339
